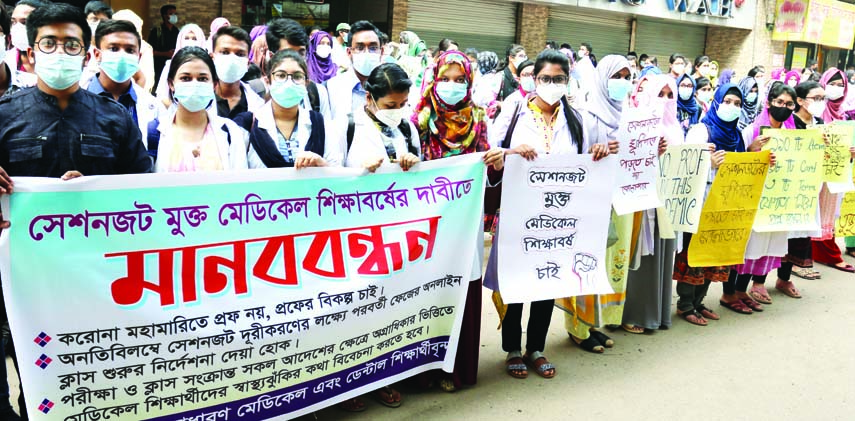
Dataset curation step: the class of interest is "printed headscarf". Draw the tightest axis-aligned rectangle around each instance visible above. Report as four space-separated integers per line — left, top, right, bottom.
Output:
306 31 336 84
718 69 735 86
476 51 499 75
737 76 759 130
587 54 631 132
412 51 490 161
820 68 848 122
701 83 745 152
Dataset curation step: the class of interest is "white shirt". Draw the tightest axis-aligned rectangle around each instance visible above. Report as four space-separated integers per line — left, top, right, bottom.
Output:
345 110 420 168
490 98 590 154
153 107 249 173
247 101 344 169
326 70 365 121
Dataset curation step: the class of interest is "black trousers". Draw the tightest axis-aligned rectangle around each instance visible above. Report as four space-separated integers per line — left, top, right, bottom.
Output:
501 299 554 354
722 270 757 295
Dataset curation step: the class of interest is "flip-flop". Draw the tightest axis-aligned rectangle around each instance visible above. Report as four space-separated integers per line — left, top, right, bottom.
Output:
741 298 764 312
749 288 773 305
776 281 803 299
720 299 753 315
373 386 402 408
825 262 855 273
792 267 821 280
621 324 645 334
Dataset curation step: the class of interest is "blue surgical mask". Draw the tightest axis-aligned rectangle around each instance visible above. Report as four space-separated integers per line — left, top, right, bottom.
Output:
435 81 468 105
607 78 632 101
99 50 140 83
745 92 758 103
716 103 741 122
35 51 84 90
270 80 307 108
173 81 214 112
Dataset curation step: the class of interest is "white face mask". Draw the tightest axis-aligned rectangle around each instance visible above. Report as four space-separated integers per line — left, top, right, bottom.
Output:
88 22 99 37
35 51 84 90
213 54 249 84
0 35 6 63
373 103 405 128
826 85 845 101
10 23 28 51
316 44 332 59
352 52 381 77
807 100 827 117
536 83 566 105
678 87 693 101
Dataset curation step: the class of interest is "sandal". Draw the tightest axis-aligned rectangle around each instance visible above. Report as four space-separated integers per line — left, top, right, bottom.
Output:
696 304 720 321
621 324 645 334
677 309 707 326
824 261 855 273
338 398 366 412
523 351 556 379
792 267 821 280
570 334 604 353
719 299 753 315
438 378 457 393
749 287 773 304
506 351 528 379
741 298 764 312
373 386 402 408
775 280 803 299
589 330 615 347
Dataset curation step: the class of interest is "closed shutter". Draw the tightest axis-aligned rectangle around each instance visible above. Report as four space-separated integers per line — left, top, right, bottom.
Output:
547 8 632 58
635 18 707 72
407 0 517 54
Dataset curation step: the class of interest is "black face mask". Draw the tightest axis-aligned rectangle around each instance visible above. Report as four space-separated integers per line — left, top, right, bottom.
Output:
769 105 793 122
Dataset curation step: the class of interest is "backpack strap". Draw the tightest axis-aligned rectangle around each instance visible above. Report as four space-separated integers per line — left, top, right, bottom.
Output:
346 113 356 153
307 81 321 113
397 120 419 156
501 100 523 149
305 110 326 157
146 118 160 160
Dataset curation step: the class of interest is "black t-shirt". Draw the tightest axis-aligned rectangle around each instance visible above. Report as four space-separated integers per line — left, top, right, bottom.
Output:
794 113 824 129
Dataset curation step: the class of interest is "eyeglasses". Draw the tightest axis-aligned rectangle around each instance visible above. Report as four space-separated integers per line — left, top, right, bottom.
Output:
536 75 568 85
352 44 381 54
806 96 826 102
770 98 796 109
271 71 306 84
36 37 84 56
679 84 694 89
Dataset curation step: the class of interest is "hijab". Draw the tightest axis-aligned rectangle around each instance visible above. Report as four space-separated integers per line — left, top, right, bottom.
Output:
630 74 651 108
175 24 206 55
709 60 719 86
640 75 683 145
701 84 745 152
400 31 427 58
820 68 848 122
676 73 700 129
587 55 631 133
784 70 801 86
476 51 499 75
718 69 734 86
412 51 490 160
737 76 759 130
248 26 268 65
306 31 336 84
207 17 230 52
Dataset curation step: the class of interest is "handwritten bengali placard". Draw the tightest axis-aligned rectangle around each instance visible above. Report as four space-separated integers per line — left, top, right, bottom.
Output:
612 107 663 215
754 129 824 232
837 190 855 236
0 154 486 421
497 154 617 304
688 151 770 267
658 144 711 233
809 123 855 190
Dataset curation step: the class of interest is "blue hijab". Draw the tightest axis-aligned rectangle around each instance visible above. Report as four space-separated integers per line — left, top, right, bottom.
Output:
676 74 700 129
701 83 745 152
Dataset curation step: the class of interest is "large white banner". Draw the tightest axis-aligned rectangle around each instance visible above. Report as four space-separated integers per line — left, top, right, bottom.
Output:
497 154 617 303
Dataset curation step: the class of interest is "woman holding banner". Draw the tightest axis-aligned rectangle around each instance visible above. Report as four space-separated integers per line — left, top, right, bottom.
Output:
413 50 499 391
484 49 608 377
622 75 680 333
554 54 626 352
812 69 855 273
672 84 738 325
719 82 797 311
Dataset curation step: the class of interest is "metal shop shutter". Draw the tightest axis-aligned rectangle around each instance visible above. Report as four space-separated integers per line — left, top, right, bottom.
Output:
407 0 517 55
547 8 632 58
635 18 707 72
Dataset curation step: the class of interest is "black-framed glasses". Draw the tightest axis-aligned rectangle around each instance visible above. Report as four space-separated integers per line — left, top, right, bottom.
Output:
536 75 568 85
36 37 84 56
352 44 381 54
271 71 306 84
770 98 796 109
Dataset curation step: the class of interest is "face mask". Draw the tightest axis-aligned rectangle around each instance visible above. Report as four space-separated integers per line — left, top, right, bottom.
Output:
716 103 741 122
213 54 248 84
35 51 84 90
512 57 526 68
435 81 468 105
536 83 566 105
173 81 214 112
371 98 404 128
699 67 710 77
826 85 845 101
520 76 535 93
168 14 178 25
316 44 332 59
352 52 381 77
697 90 713 104
0 36 6 63
269 80 306 108
11 23 28 51
99 50 139 83
769 105 793 122
88 22 100 37
745 92 758 103
807 100 826 117
342 33 349 43
607 78 632 101
678 87 693 101
672 64 685 75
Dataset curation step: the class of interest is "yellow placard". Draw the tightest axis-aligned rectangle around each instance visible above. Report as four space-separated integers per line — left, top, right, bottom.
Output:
772 0 855 49
688 151 770 267
837 191 855 236
792 48 808 70
754 129 824 232
809 123 854 184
